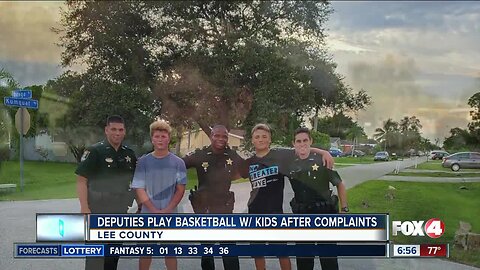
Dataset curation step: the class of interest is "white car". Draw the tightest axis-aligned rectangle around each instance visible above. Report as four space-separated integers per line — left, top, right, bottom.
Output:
429 150 449 160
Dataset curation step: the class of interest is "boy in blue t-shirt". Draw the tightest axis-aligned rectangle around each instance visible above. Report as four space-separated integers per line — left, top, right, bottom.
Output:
132 120 187 270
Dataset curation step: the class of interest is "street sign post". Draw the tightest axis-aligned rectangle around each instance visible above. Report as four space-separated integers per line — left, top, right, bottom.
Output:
3 89 38 192
4 97 38 109
15 108 31 135
12 89 32 99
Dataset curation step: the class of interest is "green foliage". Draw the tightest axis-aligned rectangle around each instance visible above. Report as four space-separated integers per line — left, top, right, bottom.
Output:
56 1 370 144
443 92 480 151
314 113 366 139
48 73 158 149
443 127 479 152
374 116 429 155
467 92 480 134
0 147 9 162
310 130 330 149
1 69 52 157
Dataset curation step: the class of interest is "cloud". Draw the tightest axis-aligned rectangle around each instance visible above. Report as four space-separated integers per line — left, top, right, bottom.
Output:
0 2 64 64
329 2 480 32
327 2 480 78
0 60 62 87
346 54 472 142
324 2 480 142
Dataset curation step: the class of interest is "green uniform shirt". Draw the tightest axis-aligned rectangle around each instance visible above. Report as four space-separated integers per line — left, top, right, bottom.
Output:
75 140 137 194
288 152 342 203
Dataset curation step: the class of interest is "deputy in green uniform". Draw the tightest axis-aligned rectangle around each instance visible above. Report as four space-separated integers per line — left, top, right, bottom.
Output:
183 125 243 270
75 115 137 270
289 127 348 270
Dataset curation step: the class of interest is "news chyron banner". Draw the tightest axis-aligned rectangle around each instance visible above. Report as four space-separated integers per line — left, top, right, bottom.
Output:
15 213 389 258
36 213 388 242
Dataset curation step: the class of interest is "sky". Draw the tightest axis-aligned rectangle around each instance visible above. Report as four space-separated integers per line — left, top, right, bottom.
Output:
325 1 480 142
1 1 479 143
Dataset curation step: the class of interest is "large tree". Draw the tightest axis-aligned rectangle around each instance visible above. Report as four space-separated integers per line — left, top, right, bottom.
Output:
467 92 480 141
375 116 429 155
0 81 49 138
0 68 18 146
314 113 366 139
374 118 399 152
442 91 480 151
46 71 157 148
56 2 363 136
398 116 422 151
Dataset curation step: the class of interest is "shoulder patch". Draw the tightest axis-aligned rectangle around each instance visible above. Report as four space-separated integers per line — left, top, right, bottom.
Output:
185 149 197 157
81 150 90 162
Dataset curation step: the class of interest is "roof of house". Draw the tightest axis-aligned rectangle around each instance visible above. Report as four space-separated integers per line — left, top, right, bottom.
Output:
229 129 245 139
330 137 341 143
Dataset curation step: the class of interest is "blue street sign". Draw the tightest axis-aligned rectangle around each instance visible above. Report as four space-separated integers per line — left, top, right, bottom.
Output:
4 97 39 109
12 89 32 99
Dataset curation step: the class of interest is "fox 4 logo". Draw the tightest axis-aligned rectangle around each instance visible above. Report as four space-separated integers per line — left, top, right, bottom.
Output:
392 218 445 238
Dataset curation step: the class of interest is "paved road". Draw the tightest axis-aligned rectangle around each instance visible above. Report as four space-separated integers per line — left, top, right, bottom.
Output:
1 157 478 270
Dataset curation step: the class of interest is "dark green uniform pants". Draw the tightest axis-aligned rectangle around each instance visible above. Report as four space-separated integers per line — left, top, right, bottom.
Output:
294 203 338 270
85 257 119 270
199 195 239 270
86 191 133 270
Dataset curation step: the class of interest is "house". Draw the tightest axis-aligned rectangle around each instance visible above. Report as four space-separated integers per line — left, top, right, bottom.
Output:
179 128 245 156
340 140 354 153
330 137 341 149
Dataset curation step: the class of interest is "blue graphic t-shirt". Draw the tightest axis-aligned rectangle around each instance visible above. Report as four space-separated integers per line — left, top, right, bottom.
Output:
244 148 294 214
131 152 187 213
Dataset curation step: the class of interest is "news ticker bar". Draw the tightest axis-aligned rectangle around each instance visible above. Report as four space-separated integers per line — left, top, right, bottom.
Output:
15 243 388 258
16 243 448 258
36 214 388 242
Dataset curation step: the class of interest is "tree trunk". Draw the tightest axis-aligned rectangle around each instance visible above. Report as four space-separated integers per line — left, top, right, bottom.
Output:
198 121 212 138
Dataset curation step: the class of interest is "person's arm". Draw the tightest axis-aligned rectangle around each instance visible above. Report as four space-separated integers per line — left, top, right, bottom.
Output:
135 188 159 213
337 182 348 213
161 184 186 213
159 157 188 213
182 149 198 169
76 175 90 214
311 148 334 169
230 150 247 181
75 147 97 214
131 157 153 212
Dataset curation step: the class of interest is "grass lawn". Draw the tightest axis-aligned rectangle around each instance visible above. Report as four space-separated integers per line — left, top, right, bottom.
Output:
388 171 480 177
348 180 480 267
334 156 376 164
410 160 451 171
1 161 245 201
409 160 480 173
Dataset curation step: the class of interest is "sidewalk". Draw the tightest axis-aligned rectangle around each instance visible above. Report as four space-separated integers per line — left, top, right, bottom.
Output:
402 168 480 174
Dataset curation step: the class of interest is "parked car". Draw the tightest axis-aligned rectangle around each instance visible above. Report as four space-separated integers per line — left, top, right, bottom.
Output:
342 150 366 157
429 150 448 160
431 151 450 160
442 152 480 171
374 151 389 161
391 153 398 160
329 148 343 157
